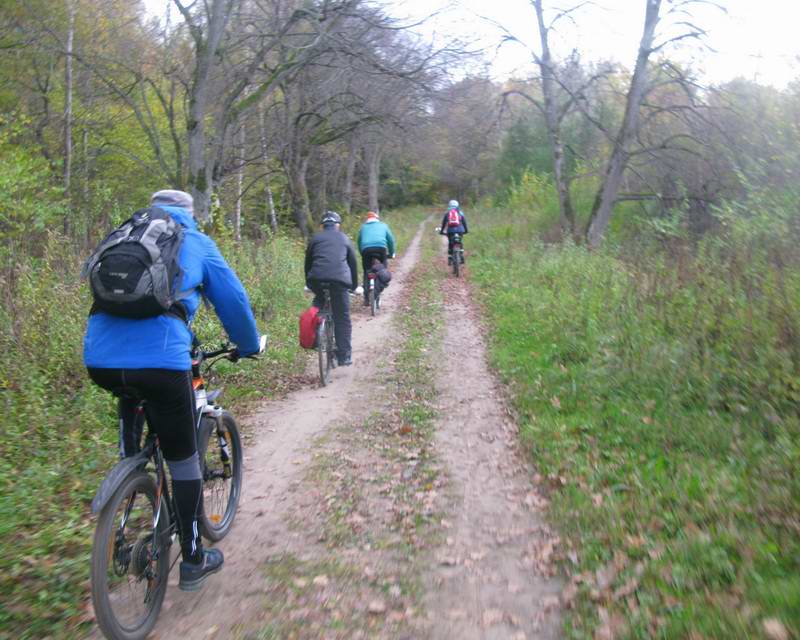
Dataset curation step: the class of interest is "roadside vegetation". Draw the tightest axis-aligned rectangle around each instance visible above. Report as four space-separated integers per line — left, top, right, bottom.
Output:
468 179 800 639
0 232 306 638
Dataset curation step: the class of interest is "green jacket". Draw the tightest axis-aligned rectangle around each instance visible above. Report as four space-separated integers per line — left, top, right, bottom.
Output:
357 219 396 255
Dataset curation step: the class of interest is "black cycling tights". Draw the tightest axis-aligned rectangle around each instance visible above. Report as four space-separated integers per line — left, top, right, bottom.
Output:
88 367 205 563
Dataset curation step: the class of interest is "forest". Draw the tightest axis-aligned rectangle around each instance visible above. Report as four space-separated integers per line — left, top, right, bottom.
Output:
1 0 799 638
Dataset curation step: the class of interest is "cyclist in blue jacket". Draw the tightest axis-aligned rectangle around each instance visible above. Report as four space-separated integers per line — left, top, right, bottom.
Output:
84 189 264 592
357 211 396 306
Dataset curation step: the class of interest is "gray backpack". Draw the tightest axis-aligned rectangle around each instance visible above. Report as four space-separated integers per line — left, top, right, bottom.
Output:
82 207 188 320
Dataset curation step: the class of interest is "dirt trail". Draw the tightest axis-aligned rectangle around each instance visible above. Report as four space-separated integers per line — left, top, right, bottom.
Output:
87 221 564 639
86 223 427 640
422 244 563 639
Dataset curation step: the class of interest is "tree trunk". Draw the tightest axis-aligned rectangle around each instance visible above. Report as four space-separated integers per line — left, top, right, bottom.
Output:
81 128 89 202
586 0 661 248
364 142 382 213
234 124 244 241
290 154 312 239
185 0 231 220
63 0 75 231
317 155 328 219
257 102 278 234
343 137 358 215
533 0 576 241
266 182 277 234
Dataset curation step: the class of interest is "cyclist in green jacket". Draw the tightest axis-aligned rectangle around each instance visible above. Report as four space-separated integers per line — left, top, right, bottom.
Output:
357 211 396 306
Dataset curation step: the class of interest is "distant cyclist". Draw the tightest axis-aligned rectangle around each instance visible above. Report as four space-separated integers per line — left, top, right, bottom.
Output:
357 210 396 306
440 199 468 264
83 189 264 592
305 211 358 366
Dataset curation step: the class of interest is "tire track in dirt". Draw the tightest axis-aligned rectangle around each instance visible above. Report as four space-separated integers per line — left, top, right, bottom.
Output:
422 240 563 640
85 220 428 640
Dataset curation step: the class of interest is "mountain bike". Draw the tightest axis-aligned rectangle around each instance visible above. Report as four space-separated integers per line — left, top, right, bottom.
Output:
316 284 337 386
451 233 464 277
89 336 264 640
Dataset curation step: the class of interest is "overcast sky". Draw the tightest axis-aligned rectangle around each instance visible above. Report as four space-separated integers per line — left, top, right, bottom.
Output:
144 0 800 88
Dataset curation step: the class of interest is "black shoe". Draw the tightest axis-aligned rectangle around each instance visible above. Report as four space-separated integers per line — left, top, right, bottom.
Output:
447 256 453 264
338 355 353 366
179 548 224 592
363 299 370 307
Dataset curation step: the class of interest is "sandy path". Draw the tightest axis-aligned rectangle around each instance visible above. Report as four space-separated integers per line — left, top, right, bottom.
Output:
86 222 427 640
423 242 563 639
87 222 565 640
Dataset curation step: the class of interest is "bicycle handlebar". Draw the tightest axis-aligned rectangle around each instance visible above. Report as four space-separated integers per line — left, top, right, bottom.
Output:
202 345 237 359
197 334 267 364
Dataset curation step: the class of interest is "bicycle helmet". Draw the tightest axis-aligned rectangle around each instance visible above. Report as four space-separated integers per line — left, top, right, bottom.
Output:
448 199 459 209
321 210 342 225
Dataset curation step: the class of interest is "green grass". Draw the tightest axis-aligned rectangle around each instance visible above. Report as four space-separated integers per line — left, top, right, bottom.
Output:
467 203 800 639
0 231 308 638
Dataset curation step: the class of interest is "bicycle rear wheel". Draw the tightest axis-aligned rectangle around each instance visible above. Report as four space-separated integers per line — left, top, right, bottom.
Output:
453 249 461 277
326 320 336 374
370 283 378 316
198 412 243 541
317 320 330 386
91 471 170 640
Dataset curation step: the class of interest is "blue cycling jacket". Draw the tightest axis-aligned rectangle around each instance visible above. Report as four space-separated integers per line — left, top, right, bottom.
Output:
357 219 396 255
83 206 260 371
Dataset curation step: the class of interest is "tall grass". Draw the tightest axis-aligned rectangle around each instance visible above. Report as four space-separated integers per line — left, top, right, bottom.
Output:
468 182 800 638
0 231 307 638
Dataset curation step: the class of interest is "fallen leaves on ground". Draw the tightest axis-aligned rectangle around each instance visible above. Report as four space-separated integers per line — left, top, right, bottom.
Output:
763 618 789 640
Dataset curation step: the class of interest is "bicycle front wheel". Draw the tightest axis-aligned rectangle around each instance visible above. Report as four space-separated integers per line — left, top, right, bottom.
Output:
199 412 243 541
91 471 170 640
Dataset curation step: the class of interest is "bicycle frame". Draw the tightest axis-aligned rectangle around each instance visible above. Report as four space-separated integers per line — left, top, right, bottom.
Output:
92 344 232 520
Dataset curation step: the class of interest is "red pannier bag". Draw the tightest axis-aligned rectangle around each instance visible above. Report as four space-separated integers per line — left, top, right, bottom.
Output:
299 305 321 349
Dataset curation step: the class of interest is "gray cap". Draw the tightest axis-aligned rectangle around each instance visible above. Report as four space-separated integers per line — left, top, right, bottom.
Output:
150 189 194 213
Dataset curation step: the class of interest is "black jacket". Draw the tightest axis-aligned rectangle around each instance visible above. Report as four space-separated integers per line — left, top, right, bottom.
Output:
305 226 358 289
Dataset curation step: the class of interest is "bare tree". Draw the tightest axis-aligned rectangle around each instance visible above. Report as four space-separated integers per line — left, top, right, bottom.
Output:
585 0 716 247
531 0 577 239
494 1 603 240
63 0 74 205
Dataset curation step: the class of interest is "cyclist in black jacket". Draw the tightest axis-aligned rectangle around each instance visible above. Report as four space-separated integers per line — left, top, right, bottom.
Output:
440 199 468 264
305 211 358 365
